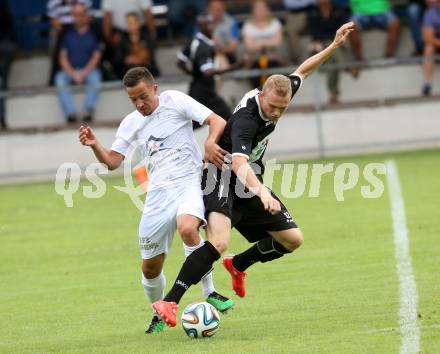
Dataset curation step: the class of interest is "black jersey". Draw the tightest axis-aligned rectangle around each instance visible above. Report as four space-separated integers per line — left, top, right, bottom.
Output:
178 32 232 123
218 74 303 175
178 32 216 96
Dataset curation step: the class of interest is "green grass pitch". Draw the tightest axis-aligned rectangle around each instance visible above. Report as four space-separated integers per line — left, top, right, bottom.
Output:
0 149 439 353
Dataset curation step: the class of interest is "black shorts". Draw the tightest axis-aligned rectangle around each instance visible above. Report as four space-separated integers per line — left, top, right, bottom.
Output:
202 166 298 243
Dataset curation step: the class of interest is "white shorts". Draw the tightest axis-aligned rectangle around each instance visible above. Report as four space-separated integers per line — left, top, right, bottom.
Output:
138 180 205 260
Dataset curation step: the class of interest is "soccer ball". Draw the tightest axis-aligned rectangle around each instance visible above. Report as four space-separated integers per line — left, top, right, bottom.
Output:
181 302 220 338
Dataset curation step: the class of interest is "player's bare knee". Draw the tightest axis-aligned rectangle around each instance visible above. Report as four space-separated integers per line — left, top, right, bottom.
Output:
142 262 161 279
284 229 304 252
178 224 200 246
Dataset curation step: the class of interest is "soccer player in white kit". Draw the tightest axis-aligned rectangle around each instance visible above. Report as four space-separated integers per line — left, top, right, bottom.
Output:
78 67 233 333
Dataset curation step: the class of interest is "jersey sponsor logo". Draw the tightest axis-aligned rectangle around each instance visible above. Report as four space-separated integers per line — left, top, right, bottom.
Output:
249 139 268 162
241 145 246 151
146 135 167 157
145 135 183 173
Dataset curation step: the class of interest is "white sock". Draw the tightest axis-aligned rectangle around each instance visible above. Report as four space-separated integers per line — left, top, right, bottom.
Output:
141 271 166 304
183 236 216 298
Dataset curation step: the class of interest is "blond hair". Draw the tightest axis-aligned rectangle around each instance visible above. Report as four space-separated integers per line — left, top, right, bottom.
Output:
262 74 292 97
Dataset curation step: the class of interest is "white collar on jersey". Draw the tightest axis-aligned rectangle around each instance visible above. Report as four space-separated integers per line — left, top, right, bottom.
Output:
195 32 214 46
255 93 273 124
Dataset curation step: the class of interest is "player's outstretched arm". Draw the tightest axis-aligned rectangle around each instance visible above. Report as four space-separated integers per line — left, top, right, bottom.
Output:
232 156 281 215
78 125 124 171
176 59 192 76
202 56 247 78
294 21 355 79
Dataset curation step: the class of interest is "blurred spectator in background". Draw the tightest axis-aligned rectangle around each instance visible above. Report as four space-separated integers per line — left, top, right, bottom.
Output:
0 0 14 129
102 0 156 45
333 0 350 7
283 0 316 64
168 0 208 38
102 0 158 79
243 0 284 87
177 14 243 128
47 0 92 85
208 0 240 92
421 0 440 95
350 0 400 59
392 0 426 55
55 3 102 123
307 0 351 103
113 13 158 77
407 0 426 54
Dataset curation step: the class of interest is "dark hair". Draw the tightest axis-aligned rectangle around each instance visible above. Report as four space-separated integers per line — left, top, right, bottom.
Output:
123 67 155 87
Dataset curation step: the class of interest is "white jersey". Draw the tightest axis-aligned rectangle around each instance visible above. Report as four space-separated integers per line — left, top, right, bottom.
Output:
111 90 212 191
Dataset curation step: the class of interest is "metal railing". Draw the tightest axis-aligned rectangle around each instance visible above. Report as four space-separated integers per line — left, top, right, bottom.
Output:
1 54 437 99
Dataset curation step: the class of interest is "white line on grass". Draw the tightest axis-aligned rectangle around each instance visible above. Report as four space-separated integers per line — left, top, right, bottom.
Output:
385 160 420 354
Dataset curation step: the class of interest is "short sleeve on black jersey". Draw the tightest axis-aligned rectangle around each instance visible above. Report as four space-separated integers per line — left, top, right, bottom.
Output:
230 114 259 159
288 73 303 100
195 45 214 72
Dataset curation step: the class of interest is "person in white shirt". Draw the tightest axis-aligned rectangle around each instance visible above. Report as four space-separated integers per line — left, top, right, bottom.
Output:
242 0 285 87
242 0 285 65
78 66 233 334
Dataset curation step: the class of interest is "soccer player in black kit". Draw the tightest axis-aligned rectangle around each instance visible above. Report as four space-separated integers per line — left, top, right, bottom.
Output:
153 22 356 327
177 14 243 128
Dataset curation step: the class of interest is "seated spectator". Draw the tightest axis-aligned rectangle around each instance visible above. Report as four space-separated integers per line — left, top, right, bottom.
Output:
242 0 284 86
208 0 240 92
283 0 316 64
102 0 159 78
350 0 401 58
421 0 440 95
392 0 426 55
210 0 239 64
55 3 102 123
102 0 156 41
47 0 92 85
307 0 351 104
114 13 157 77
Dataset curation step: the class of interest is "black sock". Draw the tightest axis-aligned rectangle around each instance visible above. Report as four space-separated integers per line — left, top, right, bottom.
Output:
232 237 291 272
163 241 220 304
